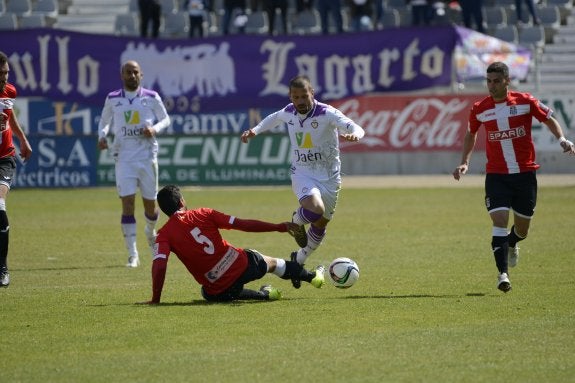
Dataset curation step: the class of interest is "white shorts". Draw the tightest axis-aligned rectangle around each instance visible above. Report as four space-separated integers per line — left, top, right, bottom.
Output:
291 174 341 220
115 159 158 200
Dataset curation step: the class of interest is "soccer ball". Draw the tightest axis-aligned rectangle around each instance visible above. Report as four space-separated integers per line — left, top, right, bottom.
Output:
328 257 359 289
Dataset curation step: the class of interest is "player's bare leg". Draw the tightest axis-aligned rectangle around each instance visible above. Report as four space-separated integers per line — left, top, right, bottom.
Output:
508 214 530 267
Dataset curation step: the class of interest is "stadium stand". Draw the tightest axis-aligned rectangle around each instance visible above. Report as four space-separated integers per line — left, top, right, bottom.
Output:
519 24 546 51
18 13 46 28
162 10 189 38
32 0 59 19
379 8 400 28
6 0 32 17
244 10 269 35
0 12 17 29
1 0 575 92
290 8 321 35
114 12 139 36
493 24 519 44
484 6 507 29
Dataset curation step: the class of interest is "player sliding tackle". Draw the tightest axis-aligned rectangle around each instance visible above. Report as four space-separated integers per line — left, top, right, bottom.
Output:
140 185 326 304
241 75 365 288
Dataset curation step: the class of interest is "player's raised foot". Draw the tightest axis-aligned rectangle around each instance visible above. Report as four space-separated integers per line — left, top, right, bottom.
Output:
509 246 519 268
290 252 302 289
260 285 282 301
310 265 325 289
126 255 140 268
0 268 10 287
288 212 308 248
497 272 512 293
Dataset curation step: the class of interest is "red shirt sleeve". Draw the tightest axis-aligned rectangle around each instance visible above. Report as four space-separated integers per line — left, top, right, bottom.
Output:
229 217 287 233
150 256 168 303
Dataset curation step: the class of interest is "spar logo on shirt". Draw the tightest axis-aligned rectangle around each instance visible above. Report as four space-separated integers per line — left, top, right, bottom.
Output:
488 126 526 141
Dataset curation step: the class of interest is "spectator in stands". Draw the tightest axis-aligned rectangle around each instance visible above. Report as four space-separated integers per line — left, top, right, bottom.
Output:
458 0 485 33
409 0 433 26
138 0 161 38
348 0 374 32
316 0 344 34
185 0 209 38
223 0 247 35
267 0 289 35
515 0 540 25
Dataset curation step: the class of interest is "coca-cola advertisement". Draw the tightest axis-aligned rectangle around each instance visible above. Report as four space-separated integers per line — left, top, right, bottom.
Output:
333 94 487 152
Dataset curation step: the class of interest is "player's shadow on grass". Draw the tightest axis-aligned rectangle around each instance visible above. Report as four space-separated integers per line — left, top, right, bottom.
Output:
14 265 132 272
145 299 284 306
341 293 487 299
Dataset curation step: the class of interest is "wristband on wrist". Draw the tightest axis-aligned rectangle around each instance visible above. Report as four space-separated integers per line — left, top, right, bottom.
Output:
559 137 567 143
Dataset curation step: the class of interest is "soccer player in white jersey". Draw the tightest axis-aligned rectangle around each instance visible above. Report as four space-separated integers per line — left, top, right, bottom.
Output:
453 61 574 292
98 60 171 268
241 75 365 288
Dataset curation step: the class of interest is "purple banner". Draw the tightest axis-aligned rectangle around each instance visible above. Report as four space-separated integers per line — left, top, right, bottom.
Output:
454 26 531 82
3 27 457 112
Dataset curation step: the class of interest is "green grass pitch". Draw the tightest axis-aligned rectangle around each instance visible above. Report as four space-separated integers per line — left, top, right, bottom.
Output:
1 183 574 382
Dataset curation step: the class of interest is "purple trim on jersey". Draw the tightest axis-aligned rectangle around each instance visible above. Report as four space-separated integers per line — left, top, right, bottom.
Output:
107 87 157 99
284 104 296 114
121 215 136 224
284 101 327 117
310 102 328 118
107 89 123 99
140 88 158 97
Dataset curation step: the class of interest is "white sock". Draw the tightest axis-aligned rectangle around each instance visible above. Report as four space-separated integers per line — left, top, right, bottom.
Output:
144 215 158 236
272 258 286 277
122 222 138 257
296 248 312 264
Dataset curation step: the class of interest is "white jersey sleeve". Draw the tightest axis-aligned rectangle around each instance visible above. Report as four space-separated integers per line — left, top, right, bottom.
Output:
97 98 114 140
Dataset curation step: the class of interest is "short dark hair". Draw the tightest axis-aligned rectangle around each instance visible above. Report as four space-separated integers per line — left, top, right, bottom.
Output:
0 51 8 66
157 185 183 216
289 75 312 91
486 61 509 78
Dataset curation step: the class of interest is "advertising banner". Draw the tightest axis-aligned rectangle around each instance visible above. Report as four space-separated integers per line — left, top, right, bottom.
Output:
12 91 573 188
3 26 457 112
97 135 291 186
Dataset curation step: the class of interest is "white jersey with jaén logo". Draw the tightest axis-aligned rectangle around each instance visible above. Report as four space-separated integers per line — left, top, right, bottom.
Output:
98 87 170 162
252 100 364 182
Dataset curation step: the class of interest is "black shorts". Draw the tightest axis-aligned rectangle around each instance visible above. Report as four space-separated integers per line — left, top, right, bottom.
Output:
0 157 16 189
484 171 537 218
201 249 268 302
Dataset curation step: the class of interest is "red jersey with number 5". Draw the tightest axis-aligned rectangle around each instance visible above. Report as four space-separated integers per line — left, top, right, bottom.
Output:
0 82 17 158
155 207 248 295
468 91 552 174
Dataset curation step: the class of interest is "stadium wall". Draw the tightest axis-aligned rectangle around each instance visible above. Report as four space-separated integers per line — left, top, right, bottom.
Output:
12 91 573 188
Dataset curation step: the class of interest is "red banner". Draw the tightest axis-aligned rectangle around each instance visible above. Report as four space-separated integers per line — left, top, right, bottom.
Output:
332 94 487 152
